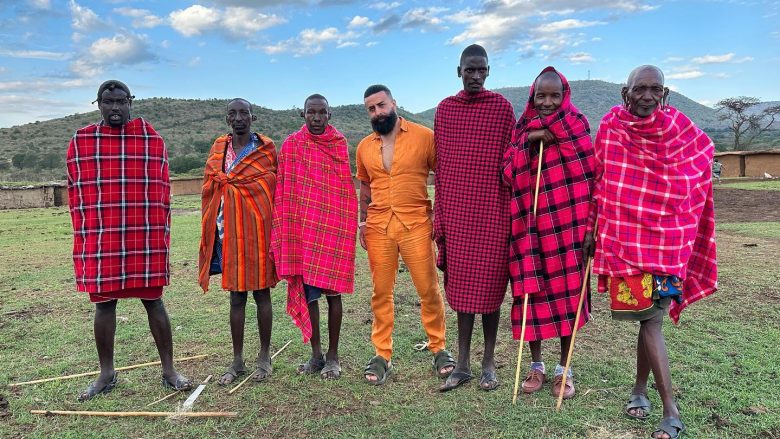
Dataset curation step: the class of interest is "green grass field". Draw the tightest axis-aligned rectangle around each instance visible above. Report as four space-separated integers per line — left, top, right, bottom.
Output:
720 179 780 191
1 194 779 438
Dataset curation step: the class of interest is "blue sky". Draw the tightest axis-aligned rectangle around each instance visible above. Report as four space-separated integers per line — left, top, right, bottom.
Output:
0 0 778 127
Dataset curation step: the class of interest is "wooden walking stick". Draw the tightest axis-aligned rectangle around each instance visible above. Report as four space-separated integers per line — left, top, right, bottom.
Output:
228 340 292 395
555 223 598 411
512 140 545 405
9 354 209 387
30 410 237 418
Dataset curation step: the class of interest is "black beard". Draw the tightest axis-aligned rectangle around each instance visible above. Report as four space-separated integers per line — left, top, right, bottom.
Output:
371 110 398 135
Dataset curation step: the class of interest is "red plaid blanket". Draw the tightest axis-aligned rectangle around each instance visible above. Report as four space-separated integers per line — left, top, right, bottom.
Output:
66 118 170 293
433 89 515 313
502 67 596 341
271 125 358 342
589 105 718 323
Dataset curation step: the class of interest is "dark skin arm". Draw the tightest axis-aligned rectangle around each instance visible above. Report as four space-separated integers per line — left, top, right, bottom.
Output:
359 181 371 250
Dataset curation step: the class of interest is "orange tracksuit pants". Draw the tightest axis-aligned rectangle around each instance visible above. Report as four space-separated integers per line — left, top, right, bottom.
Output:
364 214 446 361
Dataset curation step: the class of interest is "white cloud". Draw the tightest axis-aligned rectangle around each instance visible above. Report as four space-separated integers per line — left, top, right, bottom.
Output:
371 2 402 10
534 19 604 33
667 70 704 79
0 95 96 127
349 16 374 28
446 0 655 54
401 7 448 30
366 41 379 47
263 27 358 56
0 49 70 61
169 5 220 37
169 5 285 38
69 33 157 79
567 52 594 63
664 56 684 62
114 7 165 28
337 41 359 48
69 0 104 32
27 0 51 9
160 40 171 48
189 56 201 66
692 53 734 64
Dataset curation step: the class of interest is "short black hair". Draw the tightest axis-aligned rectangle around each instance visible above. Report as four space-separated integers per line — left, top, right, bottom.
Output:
304 93 329 109
460 44 488 64
95 80 133 103
227 98 252 113
364 84 392 99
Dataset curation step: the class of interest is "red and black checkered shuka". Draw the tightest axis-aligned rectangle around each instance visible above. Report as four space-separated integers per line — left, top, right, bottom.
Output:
66 118 171 294
433 89 515 313
502 67 596 341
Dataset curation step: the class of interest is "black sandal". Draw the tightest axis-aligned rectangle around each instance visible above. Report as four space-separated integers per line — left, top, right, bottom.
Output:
78 372 118 402
652 417 685 438
625 393 652 420
364 355 392 386
297 355 326 375
432 350 456 379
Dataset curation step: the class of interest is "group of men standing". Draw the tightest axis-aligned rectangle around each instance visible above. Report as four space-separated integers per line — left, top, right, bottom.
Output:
66 44 717 439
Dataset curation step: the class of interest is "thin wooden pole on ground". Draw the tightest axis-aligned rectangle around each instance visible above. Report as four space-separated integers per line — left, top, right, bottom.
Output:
512 140 545 405
228 340 291 395
30 410 237 418
9 354 209 387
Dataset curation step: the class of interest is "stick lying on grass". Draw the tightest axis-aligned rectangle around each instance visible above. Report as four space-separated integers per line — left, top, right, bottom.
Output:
30 410 237 418
9 354 209 387
228 340 292 395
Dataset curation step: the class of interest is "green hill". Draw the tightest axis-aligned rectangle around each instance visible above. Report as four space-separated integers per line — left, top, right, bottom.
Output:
421 80 724 130
0 82 776 182
0 99 428 182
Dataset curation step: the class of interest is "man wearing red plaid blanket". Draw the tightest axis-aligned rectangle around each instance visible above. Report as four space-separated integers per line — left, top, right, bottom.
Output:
503 67 596 400
583 66 717 439
271 94 357 380
434 44 515 392
67 80 192 401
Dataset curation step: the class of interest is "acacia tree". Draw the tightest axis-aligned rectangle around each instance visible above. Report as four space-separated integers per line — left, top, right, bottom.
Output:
716 96 780 150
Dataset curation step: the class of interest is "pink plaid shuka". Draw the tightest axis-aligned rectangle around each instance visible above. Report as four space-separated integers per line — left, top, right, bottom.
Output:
270 124 358 342
589 105 718 323
503 67 596 341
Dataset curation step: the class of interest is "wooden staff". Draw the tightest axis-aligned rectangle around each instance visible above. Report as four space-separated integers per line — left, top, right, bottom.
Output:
556 223 597 411
146 390 180 407
30 410 237 418
228 340 291 395
512 140 545 405
9 354 209 387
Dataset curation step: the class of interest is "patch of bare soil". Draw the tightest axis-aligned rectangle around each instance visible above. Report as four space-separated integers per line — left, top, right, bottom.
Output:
714 188 780 223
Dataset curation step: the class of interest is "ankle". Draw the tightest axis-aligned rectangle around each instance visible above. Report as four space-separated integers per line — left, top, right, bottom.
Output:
554 364 573 378
530 361 545 373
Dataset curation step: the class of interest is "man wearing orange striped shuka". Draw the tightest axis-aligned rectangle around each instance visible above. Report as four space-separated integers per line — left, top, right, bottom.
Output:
198 98 278 386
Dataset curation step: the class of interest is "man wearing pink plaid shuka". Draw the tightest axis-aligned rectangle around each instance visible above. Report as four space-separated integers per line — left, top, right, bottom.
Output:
270 94 357 380
582 65 717 439
434 44 515 392
503 66 596 400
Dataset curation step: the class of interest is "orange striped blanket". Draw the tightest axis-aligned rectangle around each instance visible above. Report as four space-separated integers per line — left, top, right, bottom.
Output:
198 133 278 292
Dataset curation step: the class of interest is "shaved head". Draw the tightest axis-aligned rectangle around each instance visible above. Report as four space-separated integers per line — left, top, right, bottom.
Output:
460 43 488 64
627 65 664 87
227 98 252 113
535 70 563 91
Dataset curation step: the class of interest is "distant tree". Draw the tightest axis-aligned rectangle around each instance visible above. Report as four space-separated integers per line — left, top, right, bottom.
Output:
716 96 780 150
11 153 37 169
38 152 63 169
169 155 203 174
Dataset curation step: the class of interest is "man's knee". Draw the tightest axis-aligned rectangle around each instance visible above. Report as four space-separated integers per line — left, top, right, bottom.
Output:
252 289 270 305
95 300 118 313
141 298 165 312
230 291 248 307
